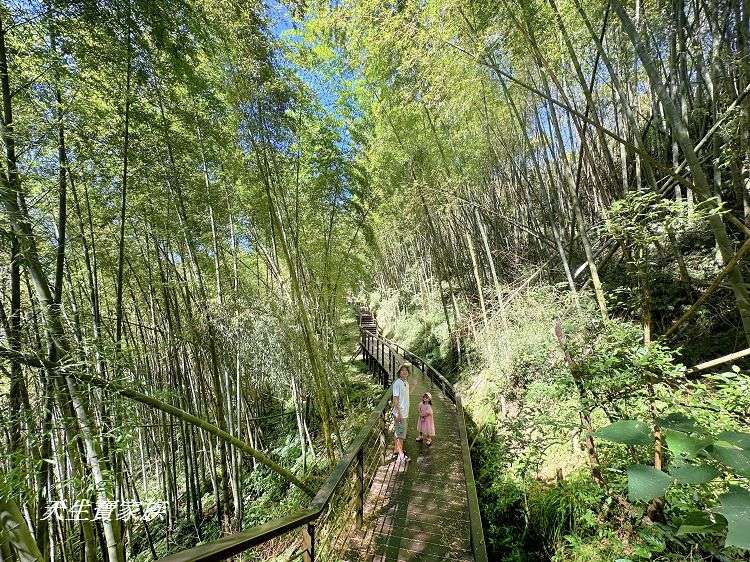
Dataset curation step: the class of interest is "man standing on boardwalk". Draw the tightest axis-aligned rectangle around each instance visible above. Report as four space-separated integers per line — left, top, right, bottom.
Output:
393 363 411 462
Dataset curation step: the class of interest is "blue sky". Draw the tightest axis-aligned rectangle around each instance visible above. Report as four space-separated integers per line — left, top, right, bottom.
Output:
265 0 359 153
266 0 344 114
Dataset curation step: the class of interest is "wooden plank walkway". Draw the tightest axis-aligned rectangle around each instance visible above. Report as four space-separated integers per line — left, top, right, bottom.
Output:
348 321 474 561
155 307 483 562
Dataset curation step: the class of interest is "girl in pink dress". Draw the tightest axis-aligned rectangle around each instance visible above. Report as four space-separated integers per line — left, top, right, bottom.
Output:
416 392 435 445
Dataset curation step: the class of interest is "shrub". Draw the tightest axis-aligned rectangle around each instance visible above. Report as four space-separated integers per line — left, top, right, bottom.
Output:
527 471 604 549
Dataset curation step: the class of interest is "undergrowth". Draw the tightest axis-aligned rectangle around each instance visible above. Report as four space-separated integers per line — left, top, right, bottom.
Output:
369 284 750 561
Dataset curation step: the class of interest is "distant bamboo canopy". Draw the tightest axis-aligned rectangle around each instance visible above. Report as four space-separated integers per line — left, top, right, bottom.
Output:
340 0 750 350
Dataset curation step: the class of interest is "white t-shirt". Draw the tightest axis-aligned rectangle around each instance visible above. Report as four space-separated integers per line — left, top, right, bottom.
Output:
392 378 409 418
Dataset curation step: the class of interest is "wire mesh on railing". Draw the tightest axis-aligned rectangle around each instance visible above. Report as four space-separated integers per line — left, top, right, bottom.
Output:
253 526 303 562
156 314 401 562
225 404 387 562
312 406 388 560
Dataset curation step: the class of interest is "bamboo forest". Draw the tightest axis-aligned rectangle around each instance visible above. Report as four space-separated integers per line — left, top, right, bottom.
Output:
2 0 750 560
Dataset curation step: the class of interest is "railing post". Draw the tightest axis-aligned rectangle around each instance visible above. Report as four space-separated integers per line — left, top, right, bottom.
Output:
303 523 315 562
367 334 371 372
380 411 387 461
355 448 364 527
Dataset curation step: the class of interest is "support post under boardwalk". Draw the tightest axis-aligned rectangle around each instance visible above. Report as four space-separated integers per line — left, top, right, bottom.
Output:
302 523 315 562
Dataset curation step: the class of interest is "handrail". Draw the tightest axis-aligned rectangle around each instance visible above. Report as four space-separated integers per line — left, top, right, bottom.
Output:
159 307 486 562
160 382 393 562
308 390 392 511
456 396 488 562
359 316 488 562
359 321 455 400
158 509 319 562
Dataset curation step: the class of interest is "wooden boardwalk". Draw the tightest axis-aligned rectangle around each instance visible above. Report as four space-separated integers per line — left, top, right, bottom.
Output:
349 318 475 561
155 307 484 562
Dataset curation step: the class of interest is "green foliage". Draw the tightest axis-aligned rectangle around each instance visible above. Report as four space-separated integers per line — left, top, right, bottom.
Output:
604 191 719 254
718 432 750 449
593 407 750 551
708 444 750 478
627 465 672 502
669 463 719 485
663 428 712 458
674 510 726 536
595 421 653 446
551 531 629 562
382 282 750 559
569 320 684 406
527 471 604 547
717 486 750 549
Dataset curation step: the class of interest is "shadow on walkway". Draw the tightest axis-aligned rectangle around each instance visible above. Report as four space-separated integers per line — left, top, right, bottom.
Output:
347 360 473 562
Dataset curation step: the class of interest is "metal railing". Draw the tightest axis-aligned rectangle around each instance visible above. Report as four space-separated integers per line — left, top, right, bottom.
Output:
159 348 394 561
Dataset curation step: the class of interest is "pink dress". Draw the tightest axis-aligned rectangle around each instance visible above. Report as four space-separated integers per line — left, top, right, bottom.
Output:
417 403 435 436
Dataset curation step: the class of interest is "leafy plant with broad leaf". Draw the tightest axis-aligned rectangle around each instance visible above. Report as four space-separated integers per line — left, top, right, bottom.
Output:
594 386 750 550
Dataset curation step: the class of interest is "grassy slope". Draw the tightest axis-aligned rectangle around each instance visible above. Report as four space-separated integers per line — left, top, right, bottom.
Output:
368 283 750 562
